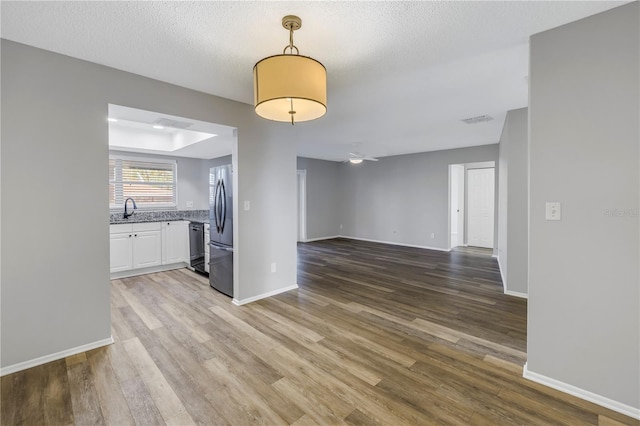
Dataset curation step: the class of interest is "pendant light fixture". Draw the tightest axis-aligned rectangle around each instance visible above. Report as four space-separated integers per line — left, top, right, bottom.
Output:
253 15 327 125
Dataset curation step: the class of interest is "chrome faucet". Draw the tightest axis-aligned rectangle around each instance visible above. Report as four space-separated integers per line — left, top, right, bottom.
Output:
123 197 137 219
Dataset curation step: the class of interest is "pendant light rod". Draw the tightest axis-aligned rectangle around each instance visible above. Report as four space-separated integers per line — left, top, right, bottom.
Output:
282 15 301 55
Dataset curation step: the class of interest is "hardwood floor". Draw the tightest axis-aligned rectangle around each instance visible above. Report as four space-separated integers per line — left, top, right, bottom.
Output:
2 238 637 425
451 246 494 256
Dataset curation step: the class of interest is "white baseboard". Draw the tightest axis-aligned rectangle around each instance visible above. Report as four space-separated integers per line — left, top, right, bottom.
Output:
1 336 114 377
523 363 640 420
496 256 529 299
496 255 506 290
339 235 451 252
303 236 340 242
110 262 189 280
232 284 299 306
505 289 528 299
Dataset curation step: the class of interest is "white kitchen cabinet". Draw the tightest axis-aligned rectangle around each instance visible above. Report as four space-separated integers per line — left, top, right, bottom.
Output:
110 232 133 272
162 221 189 265
132 230 162 269
110 222 163 274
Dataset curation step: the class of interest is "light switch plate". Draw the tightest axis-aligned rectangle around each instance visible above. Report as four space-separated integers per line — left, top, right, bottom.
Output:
186 201 194 208
243 200 250 211
546 202 561 220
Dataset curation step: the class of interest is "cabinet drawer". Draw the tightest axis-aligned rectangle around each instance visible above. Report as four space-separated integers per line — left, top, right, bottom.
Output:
110 223 132 234
163 220 185 227
133 222 161 232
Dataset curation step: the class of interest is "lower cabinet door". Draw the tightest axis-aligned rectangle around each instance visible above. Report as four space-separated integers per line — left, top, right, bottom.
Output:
164 221 188 264
133 230 162 269
110 233 133 273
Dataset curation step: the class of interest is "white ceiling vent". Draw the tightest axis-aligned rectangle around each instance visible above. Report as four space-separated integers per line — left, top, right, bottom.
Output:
154 118 194 129
461 115 494 124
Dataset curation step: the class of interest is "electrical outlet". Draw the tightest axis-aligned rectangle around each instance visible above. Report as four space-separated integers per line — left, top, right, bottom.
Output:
271 262 277 273
244 201 250 211
186 201 194 208
546 202 561 220
430 233 435 239
339 224 343 229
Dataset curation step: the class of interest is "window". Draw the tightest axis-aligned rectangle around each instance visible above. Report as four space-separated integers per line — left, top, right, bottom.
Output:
109 156 177 209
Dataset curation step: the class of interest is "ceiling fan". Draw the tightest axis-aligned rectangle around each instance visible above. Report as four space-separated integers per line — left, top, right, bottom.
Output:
343 152 379 164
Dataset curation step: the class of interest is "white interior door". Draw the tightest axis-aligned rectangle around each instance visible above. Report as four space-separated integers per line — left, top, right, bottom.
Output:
467 168 495 248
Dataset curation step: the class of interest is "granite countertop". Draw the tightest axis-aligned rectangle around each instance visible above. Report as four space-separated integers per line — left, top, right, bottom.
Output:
110 217 210 225
109 210 210 225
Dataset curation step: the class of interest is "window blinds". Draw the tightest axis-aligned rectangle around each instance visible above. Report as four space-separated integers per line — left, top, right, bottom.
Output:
109 157 177 208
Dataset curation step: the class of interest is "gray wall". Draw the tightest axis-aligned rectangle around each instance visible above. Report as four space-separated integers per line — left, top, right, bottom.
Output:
528 2 639 410
1 40 297 369
207 154 232 169
297 157 342 240
109 150 210 210
497 108 528 295
339 144 499 250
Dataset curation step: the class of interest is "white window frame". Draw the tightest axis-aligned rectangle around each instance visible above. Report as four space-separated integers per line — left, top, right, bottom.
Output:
109 155 178 211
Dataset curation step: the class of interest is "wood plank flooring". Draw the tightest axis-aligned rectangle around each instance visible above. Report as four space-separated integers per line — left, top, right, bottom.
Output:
2 238 638 425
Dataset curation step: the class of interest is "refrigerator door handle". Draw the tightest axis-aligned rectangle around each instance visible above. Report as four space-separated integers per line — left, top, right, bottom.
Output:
209 242 233 252
216 180 223 234
220 180 227 235
217 180 224 233
213 181 221 233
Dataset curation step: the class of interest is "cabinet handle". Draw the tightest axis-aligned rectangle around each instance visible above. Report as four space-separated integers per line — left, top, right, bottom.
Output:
134 234 137 237
167 222 170 225
129 234 132 238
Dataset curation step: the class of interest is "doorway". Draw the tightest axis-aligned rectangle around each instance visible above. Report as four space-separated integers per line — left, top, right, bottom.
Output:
449 161 496 251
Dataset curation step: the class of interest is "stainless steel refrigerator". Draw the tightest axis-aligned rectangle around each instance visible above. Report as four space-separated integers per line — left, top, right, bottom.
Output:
209 164 233 297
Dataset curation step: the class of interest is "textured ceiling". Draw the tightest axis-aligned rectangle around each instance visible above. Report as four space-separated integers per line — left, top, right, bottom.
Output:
1 1 626 161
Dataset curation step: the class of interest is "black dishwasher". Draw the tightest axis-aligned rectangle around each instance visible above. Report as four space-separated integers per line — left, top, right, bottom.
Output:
189 222 206 274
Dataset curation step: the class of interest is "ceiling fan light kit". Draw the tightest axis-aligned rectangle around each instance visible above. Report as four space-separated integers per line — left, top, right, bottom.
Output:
253 15 327 125
345 152 379 164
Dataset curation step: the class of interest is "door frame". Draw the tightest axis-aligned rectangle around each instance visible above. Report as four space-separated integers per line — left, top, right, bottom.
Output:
448 164 466 250
297 170 307 242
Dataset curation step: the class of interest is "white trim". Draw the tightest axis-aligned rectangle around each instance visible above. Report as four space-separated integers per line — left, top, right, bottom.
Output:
339 235 451 252
497 255 529 299
303 235 341 242
504 289 528 299
110 262 189 279
1 337 114 377
232 284 299 306
297 170 307 242
523 363 640 420
496 255 507 291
